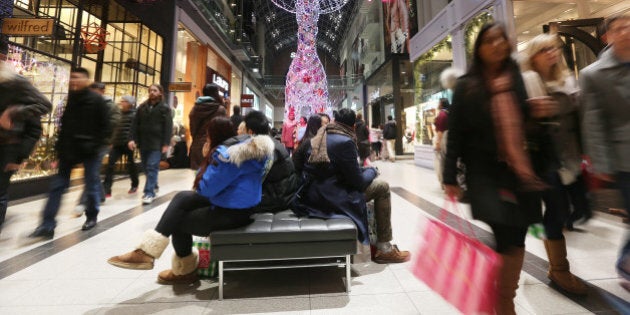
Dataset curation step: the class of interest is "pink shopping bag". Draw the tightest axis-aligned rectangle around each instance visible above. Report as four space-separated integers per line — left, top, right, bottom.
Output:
411 201 502 315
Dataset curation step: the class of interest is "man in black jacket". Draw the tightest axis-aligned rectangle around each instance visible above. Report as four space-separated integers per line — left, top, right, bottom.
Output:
244 110 299 213
103 95 138 196
0 61 52 232
129 84 172 205
382 115 397 162
30 67 111 238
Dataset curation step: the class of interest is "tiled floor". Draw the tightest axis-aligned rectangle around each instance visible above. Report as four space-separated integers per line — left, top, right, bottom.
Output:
0 160 628 314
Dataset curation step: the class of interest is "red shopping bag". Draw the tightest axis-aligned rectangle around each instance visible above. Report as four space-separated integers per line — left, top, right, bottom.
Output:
411 200 502 315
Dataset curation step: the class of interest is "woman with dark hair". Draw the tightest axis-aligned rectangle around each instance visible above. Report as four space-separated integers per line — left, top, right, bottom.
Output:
442 23 555 314
108 116 275 284
292 114 323 176
189 83 226 170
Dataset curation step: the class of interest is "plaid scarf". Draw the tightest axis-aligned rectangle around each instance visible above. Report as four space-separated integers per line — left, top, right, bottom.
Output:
308 122 357 165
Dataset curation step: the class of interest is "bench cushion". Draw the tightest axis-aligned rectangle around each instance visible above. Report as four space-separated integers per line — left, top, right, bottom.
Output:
211 210 358 245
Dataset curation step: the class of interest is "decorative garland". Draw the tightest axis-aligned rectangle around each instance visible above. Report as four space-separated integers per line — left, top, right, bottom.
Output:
464 10 494 61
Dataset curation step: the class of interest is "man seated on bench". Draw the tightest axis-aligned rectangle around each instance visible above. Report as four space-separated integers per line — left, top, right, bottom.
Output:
292 108 410 264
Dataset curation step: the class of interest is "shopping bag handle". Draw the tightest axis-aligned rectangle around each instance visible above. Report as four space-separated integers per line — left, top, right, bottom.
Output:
439 196 478 238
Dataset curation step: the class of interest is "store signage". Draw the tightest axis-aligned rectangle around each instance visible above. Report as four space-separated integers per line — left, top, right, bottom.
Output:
241 94 254 108
2 18 54 36
168 82 192 92
212 73 229 92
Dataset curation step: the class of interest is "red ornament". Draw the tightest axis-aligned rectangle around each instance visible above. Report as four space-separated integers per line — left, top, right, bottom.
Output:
302 76 311 83
81 22 109 54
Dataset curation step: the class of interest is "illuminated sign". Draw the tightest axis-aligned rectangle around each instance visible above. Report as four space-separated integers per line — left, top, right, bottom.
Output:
2 18 54 36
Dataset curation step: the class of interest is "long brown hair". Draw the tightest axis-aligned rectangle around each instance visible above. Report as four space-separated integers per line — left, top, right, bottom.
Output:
193 116 236 189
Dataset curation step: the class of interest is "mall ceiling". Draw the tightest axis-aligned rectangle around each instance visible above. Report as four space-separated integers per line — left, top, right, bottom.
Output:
250 0 360 64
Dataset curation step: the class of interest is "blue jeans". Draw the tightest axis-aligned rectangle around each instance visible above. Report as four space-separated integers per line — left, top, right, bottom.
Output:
141 149 161 197
42 155 102 229
79 146 108 204
616 172 630 279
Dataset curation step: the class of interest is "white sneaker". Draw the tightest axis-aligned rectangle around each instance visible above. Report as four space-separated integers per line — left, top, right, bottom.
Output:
72 204 86 217
141 195 154 205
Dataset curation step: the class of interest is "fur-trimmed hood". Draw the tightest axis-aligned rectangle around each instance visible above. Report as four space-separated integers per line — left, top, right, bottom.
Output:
216 135 275 167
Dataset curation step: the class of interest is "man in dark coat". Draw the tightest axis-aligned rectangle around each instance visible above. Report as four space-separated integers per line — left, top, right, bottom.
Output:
294 108 410 264
0 61 52 232
355 113 370 165
243 110 299 213
230 105 243 133
129 84 173 205
382 115 397 162
189 83 225 170
30 67 111 238
103 95 139 196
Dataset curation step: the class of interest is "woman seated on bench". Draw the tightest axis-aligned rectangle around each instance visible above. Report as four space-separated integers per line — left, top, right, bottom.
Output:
108 116 275 284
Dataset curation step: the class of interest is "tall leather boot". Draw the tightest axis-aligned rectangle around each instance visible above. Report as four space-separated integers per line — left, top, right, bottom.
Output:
544 238 587 295
158 249 199 284
496 246 525 315
108 230 170 270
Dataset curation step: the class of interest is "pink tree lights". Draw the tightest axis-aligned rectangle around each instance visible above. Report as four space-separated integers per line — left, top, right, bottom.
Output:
272 0 349 120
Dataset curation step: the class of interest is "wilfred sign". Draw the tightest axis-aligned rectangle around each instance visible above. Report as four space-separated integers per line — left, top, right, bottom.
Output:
2 18 54 36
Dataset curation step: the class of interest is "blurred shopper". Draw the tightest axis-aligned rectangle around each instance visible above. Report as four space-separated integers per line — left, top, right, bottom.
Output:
318 112 330 126
580 14 630 283
443 24 554 314
355 113 371 166
369 124 383 161
103 95 139 196
189 83 225 170
129 84 173 204
73 82 119 216
293 114 324 177
382 115 397 162
293 108 410 264
229 104 243 133
433 98 450 186
281 108 297 155
243 110 299 213
521 33 588 295
30 68 111 238
236 121 247 135
108 117 274 284
295 116 308 145
0 61 52 232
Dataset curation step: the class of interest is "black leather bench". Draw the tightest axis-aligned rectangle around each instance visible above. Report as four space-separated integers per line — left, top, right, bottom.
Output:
211 210 358 299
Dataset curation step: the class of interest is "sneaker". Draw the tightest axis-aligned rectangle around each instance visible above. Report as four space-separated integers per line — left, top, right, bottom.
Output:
72 204 86 218
128 187 138 194
372 245 410 264
28 226 54 240
142 195 154 205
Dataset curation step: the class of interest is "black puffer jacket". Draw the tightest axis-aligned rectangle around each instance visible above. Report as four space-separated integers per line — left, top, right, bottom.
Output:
253 138 300 213
111 108 135 147
132 100 173 151
189 96 224 169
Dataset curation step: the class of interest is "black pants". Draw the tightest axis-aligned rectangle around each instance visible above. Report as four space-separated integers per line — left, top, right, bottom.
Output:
371 142 382 158
103 145 139 193
542 172 589 240
155 191 253 257
0 170 14 229
489 223 528 253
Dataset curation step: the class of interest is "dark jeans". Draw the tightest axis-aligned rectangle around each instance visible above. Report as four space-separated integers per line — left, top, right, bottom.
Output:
78 147 108 204
103 145 139 193
42 155 102 229
154 191 253 257
371 142 382 158
541 172 589 239
615 172 630 279
140 149 161 197
0 170 15 229
489 223 528 253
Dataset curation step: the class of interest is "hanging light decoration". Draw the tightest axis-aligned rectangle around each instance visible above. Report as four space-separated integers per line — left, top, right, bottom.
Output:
273 0 349 120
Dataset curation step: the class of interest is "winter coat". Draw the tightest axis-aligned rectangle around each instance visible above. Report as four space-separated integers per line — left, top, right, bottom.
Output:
230 113 243 133
443 69 551 228
56 89 111 163
104 97 121 145
189 96 224 169
281 120 297 149
254 138 300 213
293 133 378 243
0 74 52 168
581 48 630 174
382 120 397 140
132 100 173 151
111 108 136 147
197 135 275 209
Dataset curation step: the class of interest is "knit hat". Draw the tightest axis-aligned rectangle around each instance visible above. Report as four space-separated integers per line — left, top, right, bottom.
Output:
121 95 136 106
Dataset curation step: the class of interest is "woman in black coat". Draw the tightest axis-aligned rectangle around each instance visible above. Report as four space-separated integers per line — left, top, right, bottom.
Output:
189 83 226 170
442 23 555 315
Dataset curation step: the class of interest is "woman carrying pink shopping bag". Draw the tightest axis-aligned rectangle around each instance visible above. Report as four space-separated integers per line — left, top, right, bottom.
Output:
441 23 554 315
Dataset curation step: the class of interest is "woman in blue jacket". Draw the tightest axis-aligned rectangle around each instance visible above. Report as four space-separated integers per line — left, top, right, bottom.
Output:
108 116 274 284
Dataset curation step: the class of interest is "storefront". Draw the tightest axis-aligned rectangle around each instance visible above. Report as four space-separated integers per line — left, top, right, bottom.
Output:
2 0 174 194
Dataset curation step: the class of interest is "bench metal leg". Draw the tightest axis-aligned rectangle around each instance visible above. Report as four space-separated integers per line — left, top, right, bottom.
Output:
218 261 224 300
345 255 351 293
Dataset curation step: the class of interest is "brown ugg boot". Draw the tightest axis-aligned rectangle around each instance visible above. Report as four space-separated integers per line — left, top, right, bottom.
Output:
157 249 199 284
544 238 588 295
496 246 525 315
108 230 169 270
